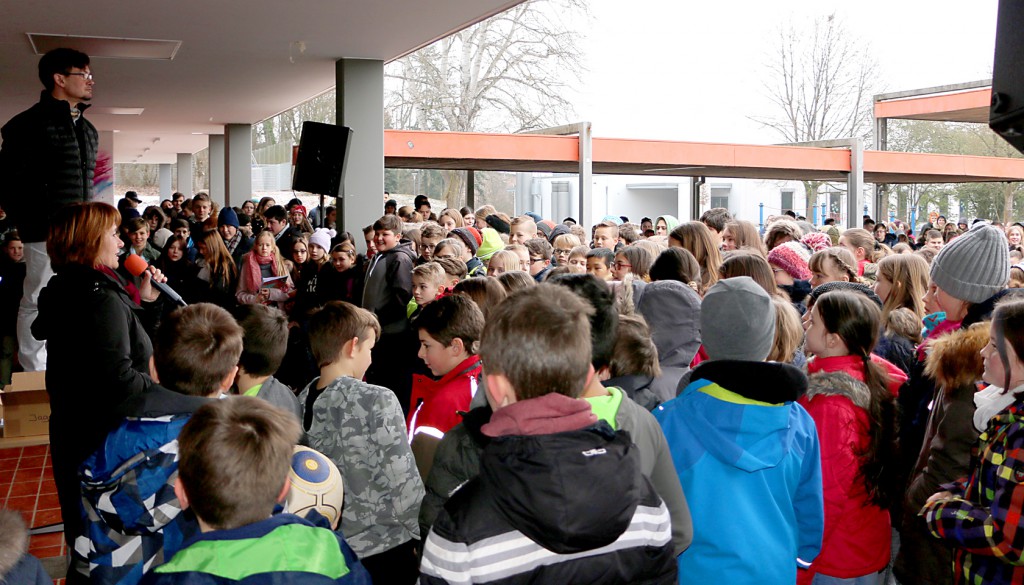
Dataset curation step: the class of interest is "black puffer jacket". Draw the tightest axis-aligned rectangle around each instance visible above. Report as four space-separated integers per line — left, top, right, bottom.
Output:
32 264 156 544
421 420 677 585
0 91 98 242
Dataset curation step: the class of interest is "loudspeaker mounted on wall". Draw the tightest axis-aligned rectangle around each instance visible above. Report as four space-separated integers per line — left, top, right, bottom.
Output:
291 121 353 196
990 0 1024 154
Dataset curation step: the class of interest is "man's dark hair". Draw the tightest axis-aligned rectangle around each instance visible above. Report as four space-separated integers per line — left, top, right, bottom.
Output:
414 294 485 354
232 305 289 377
700 208 733 233
824 217 836 225
586 247 614 265
783 210 798 219
262 205 287 222
285 198 303 210
169 218 190 233
39 48 90 92
547 273 618 371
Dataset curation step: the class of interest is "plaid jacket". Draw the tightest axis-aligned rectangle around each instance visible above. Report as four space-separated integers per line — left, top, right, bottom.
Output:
924 396 1024 585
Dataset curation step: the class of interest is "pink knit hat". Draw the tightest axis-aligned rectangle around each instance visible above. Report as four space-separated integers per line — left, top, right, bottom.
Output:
801 232 832 253
768 241 812 280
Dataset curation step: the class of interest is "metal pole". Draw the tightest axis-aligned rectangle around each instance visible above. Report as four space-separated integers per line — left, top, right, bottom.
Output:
466 170 475 209
759 202 764 232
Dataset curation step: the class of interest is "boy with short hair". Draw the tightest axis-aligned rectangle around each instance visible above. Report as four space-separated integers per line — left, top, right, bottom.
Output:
419 222 445 264
433 256 467 288
508 216 537 245
139 397 370 585
420 284 677 584
409 262 446 318
567 244 589 273
125 217 160 262
655 277 824 583
925 228 944 251
169 218 197 261
299 302 423 584
586 247 614 281
232 304 302 421
593 220 619 250
524 237 553 281
73 304 244 585
362 214 418 412
408 295 484 479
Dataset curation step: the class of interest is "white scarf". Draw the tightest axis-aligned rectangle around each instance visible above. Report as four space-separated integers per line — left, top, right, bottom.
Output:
974 383 1024 432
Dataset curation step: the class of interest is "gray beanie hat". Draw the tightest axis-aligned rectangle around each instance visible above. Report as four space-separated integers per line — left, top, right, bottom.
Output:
930 223 1009 304
701 276 776 362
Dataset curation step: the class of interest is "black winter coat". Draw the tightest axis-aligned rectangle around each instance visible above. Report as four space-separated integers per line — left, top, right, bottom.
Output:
0 91 98 242
32 264 156 543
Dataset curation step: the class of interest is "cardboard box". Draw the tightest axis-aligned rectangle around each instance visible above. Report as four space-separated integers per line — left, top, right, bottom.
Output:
0 371 49 438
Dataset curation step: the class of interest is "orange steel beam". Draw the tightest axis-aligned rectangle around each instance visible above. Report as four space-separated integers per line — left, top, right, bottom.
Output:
384 129 1024 184
874 88 991 122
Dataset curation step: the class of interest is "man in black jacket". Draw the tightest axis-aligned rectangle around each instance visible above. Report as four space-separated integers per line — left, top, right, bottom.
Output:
0 48 98 371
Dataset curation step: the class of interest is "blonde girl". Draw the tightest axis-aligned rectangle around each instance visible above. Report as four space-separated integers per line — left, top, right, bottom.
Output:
722 219 767 257
808 248 859 289
874 253 930 322
839 228 878 279
487 249 522 277
236 230 294 307
668 221 722 292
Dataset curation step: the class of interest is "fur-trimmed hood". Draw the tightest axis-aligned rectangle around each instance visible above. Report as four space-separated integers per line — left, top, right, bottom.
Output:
806 371 871 410
0 509 29 578
924 321 991 389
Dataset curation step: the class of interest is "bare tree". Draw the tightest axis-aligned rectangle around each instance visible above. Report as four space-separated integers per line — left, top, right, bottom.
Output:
385 0 587 207
754 14 881 220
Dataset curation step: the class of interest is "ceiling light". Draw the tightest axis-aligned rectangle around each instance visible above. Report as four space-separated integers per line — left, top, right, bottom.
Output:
27 33 181 60
191 132 205 135
91 107 144 115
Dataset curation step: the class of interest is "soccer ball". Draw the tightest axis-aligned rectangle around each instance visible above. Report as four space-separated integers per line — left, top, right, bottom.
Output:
285 446 344 529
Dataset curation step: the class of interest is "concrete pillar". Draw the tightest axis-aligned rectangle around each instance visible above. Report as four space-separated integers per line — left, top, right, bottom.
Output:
847 138 864 229
224 124 251 209
176 153 193 196
159 164 172 198
577 122 592 230
209 134 225 208
94 130 115 204
337 58 384 251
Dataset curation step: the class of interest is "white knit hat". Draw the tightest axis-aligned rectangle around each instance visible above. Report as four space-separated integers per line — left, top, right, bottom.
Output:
309 228 336 253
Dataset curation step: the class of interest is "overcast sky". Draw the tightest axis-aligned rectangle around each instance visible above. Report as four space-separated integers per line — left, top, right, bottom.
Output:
573 0 998 144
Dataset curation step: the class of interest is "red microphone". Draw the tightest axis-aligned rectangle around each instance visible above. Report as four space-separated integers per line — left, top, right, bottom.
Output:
124 254 187 306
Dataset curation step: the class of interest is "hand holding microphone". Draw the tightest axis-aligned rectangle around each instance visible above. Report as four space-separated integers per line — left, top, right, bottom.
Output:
123 254 187 306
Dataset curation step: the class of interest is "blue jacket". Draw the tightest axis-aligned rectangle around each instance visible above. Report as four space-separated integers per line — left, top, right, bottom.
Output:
139 513 371 585
655 360 824 584
71 385 212 585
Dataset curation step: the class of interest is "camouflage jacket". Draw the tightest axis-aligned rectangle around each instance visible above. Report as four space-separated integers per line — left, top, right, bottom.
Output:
298 375 424 557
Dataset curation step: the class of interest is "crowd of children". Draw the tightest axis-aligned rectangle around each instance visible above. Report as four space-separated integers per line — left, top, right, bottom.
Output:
9 194 1024 585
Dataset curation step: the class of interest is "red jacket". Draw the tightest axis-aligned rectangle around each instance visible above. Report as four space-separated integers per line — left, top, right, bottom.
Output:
796 354 906 583
407 355 482 440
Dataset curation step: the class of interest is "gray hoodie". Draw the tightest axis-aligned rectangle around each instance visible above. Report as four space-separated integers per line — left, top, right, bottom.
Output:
634 280 701 394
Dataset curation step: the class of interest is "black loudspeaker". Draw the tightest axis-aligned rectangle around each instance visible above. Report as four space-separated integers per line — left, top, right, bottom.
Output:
292 121 353 196
990 0 1024 154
